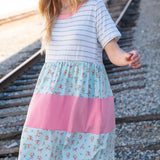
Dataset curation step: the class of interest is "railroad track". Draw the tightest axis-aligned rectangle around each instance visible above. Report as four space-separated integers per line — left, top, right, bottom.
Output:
0 0 159 159
0 10 39 26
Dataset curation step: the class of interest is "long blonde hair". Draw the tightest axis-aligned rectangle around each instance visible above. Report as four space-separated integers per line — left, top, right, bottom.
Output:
38 0 88 55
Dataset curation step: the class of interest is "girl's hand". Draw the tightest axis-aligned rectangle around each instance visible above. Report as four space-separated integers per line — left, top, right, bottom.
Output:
125 50 141 69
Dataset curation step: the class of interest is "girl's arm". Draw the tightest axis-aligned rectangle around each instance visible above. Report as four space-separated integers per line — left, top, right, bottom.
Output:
104 38 141 69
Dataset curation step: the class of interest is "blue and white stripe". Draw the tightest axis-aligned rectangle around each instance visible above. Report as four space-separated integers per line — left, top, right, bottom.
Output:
45 0 121 64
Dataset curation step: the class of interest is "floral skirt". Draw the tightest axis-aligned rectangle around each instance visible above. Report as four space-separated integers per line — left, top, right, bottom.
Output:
18 60 116 160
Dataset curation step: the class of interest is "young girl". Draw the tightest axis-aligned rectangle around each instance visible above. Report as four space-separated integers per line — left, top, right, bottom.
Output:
18 0 141 159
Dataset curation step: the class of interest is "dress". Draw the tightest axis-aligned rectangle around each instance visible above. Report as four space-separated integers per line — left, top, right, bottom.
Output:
18 0 121 159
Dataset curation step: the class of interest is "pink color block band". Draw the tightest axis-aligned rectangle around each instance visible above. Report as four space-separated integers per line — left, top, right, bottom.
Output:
24 93 116 134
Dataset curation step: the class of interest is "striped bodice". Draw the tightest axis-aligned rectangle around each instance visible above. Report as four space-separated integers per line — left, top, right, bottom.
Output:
45 0 121 64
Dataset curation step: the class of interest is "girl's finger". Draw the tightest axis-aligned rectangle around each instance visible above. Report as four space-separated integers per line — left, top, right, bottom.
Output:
130 57 140 65
131 57 140 65
132 56 141 65
131 53 138 60
131 63 141 67
126 52 134 61
130 50 139 60
132 63 141 68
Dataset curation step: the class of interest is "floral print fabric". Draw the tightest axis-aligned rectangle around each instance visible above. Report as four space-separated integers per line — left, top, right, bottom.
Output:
33 60 113 99
18 126 115 160
18 60 116 160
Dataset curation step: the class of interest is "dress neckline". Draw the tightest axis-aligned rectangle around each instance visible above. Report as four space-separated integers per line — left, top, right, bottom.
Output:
58 3 83 19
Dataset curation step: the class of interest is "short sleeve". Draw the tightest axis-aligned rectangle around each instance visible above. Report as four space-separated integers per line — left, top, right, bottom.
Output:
95 0 121 49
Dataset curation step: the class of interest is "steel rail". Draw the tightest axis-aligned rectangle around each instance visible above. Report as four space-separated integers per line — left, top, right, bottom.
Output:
115 0 133 25
0 49 42 88
0 10 38 25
